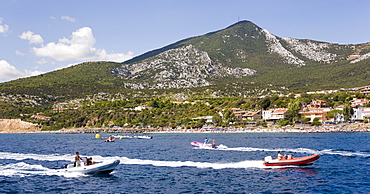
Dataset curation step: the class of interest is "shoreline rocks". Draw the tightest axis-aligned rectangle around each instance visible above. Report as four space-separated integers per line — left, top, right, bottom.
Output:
1 119 369 134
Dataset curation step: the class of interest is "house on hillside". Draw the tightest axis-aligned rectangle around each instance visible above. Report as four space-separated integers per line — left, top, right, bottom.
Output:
30 115 52 121
300 107 332 123
242 110 262 120
351 106 370 120
134 105 152 111
300 100 333 122
350 98 369 107
360 86 370 96
232 108 246 120
262 108 288 121
307 100 328 108
192 116 213 123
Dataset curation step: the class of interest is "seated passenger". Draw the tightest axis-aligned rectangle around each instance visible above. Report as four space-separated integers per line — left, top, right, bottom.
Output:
87 157 95 165
80 157 88 165
211 140 217 148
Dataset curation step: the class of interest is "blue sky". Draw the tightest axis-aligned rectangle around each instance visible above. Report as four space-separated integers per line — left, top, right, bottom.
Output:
0 0 369 82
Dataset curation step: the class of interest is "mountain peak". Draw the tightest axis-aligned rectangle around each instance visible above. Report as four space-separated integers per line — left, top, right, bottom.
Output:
2 21 370 99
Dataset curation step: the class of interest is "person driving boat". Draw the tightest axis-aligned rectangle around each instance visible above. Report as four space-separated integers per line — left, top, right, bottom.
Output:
74 152 81 167
277 151 286 160
204 137 209 144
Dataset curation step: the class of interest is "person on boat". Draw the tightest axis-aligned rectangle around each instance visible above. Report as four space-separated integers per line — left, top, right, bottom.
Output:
86 157 95 165
204 137 209 144
74 152 82 167
211 139 217 148
105 136 115 142
277 151 286 160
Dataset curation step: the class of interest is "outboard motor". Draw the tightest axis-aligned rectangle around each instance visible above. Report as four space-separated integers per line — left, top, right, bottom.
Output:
264 156 272 161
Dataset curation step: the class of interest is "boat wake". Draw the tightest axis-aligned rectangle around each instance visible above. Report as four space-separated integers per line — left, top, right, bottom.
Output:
216 147 370 157
0 162 86 178
0 151 276 177
0 147 368 177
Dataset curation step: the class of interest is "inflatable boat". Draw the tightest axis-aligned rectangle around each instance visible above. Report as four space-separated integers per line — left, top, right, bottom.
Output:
263 154 320 166
191 141 218 149
56 159 120 174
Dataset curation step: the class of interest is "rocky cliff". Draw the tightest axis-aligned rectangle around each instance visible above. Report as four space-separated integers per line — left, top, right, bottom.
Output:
0 119 40 132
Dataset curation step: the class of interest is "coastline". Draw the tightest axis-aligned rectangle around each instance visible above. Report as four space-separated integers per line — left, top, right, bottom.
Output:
1 123 370 134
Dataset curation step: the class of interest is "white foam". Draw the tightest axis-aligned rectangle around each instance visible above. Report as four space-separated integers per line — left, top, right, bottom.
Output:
0 152 112 162
194 146 370 158
116 156 265 169
0 162 51 177
0 147 368 177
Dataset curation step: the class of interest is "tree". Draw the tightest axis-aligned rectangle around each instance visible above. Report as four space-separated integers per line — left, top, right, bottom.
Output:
223 109 237 125
259 98 271 110
212 113 223 126
286 101 301 123
326 109 342 123
311 118 322 126
343 103 354 122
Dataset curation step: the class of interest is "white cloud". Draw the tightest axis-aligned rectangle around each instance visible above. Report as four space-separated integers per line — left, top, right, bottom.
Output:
0 18 9 34
19 31 44 44
15 50 25 56
0 60 43 82
32 27 133 62
61 16 76 22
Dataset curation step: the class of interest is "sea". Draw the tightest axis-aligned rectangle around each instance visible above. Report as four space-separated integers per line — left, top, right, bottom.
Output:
0 132 369 193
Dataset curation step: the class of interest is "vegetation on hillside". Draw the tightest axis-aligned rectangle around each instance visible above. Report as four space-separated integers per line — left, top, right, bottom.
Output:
0 90 364 130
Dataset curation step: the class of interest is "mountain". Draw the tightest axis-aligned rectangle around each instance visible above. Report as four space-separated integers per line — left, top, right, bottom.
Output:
117 21 370 90
1 20 370 100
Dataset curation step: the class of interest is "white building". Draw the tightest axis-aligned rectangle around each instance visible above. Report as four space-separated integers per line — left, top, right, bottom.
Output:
352 107 370 120
262 108 288 120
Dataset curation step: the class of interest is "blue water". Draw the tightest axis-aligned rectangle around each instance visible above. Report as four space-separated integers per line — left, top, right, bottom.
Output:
0 133 369 193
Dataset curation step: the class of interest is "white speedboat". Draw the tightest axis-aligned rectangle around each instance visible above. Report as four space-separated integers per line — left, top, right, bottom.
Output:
136 135 153 139
56 159 120 174
113 135 153 139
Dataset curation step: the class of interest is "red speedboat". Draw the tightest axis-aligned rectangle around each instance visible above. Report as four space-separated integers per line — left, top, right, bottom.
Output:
191 141 218 149
263 154 320 166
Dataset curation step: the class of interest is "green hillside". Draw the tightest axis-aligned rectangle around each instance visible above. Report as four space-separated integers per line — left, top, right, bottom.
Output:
1 20 370 99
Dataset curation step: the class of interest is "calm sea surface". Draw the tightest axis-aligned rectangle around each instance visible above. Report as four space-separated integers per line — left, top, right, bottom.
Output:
0 132 369 193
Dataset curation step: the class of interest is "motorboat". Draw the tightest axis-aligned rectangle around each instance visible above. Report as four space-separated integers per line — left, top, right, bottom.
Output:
263 154 320 166
113 135 153 139
57 159 120 174
191 141 218 149
102 137 116 142
136 135 153 139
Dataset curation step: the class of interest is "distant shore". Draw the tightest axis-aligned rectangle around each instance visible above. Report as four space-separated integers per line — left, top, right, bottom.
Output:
1 123 369 134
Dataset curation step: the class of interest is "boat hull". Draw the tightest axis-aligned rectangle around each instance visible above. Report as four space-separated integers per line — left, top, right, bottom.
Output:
191 141 218 149
56 160 120 174
263 154 320 166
